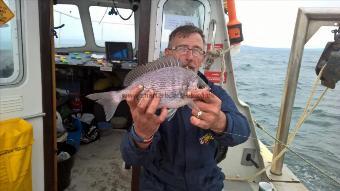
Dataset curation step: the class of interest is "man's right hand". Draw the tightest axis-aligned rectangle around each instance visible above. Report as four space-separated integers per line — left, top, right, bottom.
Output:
125 85 168 148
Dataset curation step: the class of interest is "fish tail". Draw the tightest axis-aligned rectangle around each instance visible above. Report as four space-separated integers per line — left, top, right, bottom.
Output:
86 91 123 121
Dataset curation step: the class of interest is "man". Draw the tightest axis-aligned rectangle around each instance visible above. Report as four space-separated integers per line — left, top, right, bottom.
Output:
121 25 250 191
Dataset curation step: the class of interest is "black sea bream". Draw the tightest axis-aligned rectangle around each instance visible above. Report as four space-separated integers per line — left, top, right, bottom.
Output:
87 56 208 121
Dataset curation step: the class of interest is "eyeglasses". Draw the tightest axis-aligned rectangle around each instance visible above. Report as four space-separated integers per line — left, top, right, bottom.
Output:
170 45 205 57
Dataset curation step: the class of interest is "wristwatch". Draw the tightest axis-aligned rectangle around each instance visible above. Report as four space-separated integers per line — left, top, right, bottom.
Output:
130 124 154 143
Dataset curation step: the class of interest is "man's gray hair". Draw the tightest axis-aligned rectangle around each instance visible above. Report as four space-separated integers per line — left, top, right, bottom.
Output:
168 24 205 48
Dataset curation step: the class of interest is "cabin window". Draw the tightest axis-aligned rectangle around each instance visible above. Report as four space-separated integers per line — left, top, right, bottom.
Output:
53 4 85 48
0 0 23 85
160 0 206 54
89 6 135 48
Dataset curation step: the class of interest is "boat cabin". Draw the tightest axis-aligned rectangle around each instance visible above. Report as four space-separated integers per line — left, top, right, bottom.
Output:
1 0 339 190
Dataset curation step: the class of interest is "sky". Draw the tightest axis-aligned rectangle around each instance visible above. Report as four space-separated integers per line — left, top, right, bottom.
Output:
51 1 340 49
2 0 340 49
235 0 340 48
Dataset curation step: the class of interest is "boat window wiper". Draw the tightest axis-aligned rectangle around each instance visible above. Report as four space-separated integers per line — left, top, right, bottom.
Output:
53 24 65 38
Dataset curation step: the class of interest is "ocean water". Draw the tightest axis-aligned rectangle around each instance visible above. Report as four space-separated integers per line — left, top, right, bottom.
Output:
232 46 340 191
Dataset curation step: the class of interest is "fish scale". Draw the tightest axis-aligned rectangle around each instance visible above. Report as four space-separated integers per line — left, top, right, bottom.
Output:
87 56 208 121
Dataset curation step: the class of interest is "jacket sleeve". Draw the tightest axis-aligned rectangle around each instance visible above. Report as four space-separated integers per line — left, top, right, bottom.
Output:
210 85 250 146
120 130 160 166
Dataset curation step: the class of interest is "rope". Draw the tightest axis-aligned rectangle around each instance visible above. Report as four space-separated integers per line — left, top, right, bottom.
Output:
207 46 232 58
215 63 340 186
205 46 232 84
245 64 335 182
270 64 328 164
220 50 226 84
203 42 339 186
287 66 329 143
254 122 340 187
222 121 340 187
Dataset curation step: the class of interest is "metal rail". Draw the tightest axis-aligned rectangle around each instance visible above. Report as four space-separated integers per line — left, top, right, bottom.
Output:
271 7 340 175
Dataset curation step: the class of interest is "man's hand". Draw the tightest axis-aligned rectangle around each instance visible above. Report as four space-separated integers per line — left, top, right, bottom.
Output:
125 85 168 148
188 89 227 133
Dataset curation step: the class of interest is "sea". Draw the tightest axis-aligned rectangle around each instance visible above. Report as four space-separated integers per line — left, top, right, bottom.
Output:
232 46 340 191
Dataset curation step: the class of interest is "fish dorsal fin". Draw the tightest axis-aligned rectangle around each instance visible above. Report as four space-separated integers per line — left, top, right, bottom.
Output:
123 56 182 86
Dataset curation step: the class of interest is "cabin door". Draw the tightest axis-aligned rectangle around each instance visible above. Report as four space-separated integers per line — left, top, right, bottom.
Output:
0 0 57 190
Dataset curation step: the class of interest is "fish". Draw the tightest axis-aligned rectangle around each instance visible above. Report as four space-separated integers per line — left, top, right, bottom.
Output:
86 56 208 121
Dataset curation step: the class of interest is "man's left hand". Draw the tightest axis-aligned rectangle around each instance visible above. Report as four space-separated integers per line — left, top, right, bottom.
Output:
187 89 227 133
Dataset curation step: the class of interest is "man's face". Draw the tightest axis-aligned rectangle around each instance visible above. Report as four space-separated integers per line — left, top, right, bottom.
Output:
165 33 205 72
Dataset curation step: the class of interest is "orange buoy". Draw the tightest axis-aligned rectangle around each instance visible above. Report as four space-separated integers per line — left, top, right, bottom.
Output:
225 0 243 45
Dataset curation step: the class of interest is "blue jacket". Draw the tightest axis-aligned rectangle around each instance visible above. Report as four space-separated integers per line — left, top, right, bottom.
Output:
121 74 250 191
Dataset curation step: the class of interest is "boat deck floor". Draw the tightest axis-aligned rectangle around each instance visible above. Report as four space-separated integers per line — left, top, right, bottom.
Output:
63 128 294 191
64 129 131 191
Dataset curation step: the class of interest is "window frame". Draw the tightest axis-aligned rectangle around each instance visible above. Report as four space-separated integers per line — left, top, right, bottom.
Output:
53 3 86 48
0 0 24 86
153 0 211 60
89 5 136 48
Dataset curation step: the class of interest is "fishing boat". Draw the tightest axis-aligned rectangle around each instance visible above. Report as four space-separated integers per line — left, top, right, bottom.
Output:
0 0 339 190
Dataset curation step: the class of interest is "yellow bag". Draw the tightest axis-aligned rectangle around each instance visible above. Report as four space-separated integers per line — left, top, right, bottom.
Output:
0 118 34 191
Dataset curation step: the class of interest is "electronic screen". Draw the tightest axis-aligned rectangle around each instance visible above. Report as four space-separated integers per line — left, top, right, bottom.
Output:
105 42 133 62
